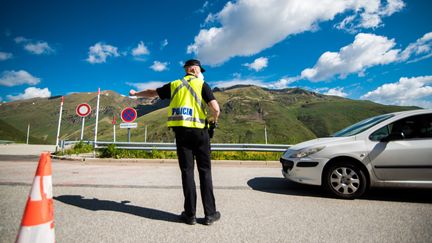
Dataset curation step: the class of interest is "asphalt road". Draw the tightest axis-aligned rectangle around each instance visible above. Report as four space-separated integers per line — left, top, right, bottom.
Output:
1 157 431 243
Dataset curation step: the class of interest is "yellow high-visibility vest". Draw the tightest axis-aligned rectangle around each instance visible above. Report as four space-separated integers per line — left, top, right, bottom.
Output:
167 75 207 128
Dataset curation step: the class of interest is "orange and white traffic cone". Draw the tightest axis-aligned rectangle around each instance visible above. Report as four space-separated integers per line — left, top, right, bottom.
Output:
16 152 55 243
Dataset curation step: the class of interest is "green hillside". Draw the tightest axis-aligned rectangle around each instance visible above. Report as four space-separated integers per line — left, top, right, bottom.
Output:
0 119 44 144
0 86 419 144
0 91 157 144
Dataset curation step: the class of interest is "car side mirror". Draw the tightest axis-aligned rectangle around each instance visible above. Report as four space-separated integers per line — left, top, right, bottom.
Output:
380 132 404 142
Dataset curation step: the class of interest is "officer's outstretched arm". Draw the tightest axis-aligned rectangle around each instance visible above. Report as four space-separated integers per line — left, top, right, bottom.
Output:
208 99 220 123
129 89 158 98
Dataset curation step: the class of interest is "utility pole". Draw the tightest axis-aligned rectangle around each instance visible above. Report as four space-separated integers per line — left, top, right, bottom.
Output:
26 123 30 144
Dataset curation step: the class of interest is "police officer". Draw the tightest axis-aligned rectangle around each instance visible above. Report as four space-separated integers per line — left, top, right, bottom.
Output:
129 59 221 225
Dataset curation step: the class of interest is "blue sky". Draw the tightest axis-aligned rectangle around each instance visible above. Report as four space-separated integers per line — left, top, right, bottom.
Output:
0 0 431 107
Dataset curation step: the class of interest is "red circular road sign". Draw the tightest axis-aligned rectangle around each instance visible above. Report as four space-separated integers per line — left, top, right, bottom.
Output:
121 107 137 123
76 103 91 117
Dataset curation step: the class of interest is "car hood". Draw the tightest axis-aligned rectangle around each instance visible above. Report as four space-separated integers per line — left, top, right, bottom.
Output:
289 137 356 151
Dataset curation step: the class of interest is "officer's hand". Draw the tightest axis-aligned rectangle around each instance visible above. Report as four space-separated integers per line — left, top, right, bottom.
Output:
209 121 218 129
129 89 137 96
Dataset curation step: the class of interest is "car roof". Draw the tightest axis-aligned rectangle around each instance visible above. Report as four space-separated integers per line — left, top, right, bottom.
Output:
390 109 432 117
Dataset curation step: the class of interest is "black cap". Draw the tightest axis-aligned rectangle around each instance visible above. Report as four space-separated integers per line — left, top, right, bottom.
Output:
183 59 206 73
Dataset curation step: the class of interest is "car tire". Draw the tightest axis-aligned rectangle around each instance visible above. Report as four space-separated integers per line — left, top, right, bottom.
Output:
323 162 367 199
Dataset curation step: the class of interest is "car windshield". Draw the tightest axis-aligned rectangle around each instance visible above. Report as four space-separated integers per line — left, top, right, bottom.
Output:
333 114 394 137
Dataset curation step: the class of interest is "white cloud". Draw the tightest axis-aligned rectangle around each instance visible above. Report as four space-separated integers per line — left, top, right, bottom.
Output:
13 36 55 55
14 36 29 43
126 81 166 90
0 70 41 87
361 76 432 108
243 57 268 71
300 31 432 82
187 0 404 66
335 0 405 32
24 41 54 55
400 32 432 62
382 0 406 16
150 61 169 72
323 87 348 97
232 72 241 79
197 1 210 14
160 39 168 49
359 13 382 28
301 33 400 82
86 42 120 64
267 77 299 89
7 87 51 101
0 52 13 61
131 41 150 57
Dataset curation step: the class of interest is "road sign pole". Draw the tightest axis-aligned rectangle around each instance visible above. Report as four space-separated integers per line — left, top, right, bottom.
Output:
112 115 117 142
113 125 116 142
127 128 131 143
55 96 64 152
80 117 85 140
93 88 101 157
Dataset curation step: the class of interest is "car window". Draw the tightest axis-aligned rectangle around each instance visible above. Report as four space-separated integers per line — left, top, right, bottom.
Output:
388 114 432 139
420 114 432 138
333 114 394 137
369 125 390 141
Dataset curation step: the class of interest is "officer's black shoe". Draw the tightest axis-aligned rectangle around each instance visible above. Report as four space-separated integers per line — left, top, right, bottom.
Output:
204 211 221 226
180 211 196 225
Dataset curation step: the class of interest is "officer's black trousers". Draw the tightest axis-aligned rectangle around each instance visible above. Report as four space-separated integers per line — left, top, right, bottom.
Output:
174 127 216 217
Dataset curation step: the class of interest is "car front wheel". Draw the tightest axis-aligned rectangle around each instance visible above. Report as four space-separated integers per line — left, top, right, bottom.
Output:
324 163 367 199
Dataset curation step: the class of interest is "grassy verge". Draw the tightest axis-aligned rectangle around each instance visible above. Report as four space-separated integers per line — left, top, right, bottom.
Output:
211 151 281 161
58 143 282 161
56 141 94 155
99 144 178 159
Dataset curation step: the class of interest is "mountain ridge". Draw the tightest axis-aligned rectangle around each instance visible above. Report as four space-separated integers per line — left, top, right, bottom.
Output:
0 86 419 144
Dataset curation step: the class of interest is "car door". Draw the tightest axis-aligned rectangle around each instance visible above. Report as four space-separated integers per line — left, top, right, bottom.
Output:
367 113 432 181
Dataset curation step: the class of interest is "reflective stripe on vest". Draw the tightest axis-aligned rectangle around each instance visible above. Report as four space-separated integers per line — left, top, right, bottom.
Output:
167 76 207 128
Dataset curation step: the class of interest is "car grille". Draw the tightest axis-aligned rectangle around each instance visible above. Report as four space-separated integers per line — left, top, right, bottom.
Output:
280 158 294 173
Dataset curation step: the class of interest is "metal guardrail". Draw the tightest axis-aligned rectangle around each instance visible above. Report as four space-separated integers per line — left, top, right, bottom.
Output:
0 140 14 144
61 140 291 152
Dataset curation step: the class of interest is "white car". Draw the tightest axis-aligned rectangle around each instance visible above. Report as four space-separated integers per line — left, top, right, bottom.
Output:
280 109 432 199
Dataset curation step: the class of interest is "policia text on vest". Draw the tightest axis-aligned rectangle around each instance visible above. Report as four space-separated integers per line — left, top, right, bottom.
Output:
172 107 193 116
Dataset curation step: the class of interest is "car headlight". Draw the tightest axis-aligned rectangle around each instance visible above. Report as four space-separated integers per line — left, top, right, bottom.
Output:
289 146 325 158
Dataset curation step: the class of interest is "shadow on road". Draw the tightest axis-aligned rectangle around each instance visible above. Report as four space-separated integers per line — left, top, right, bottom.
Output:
247 177 326 197
54 195 181 223
247 177 432 204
